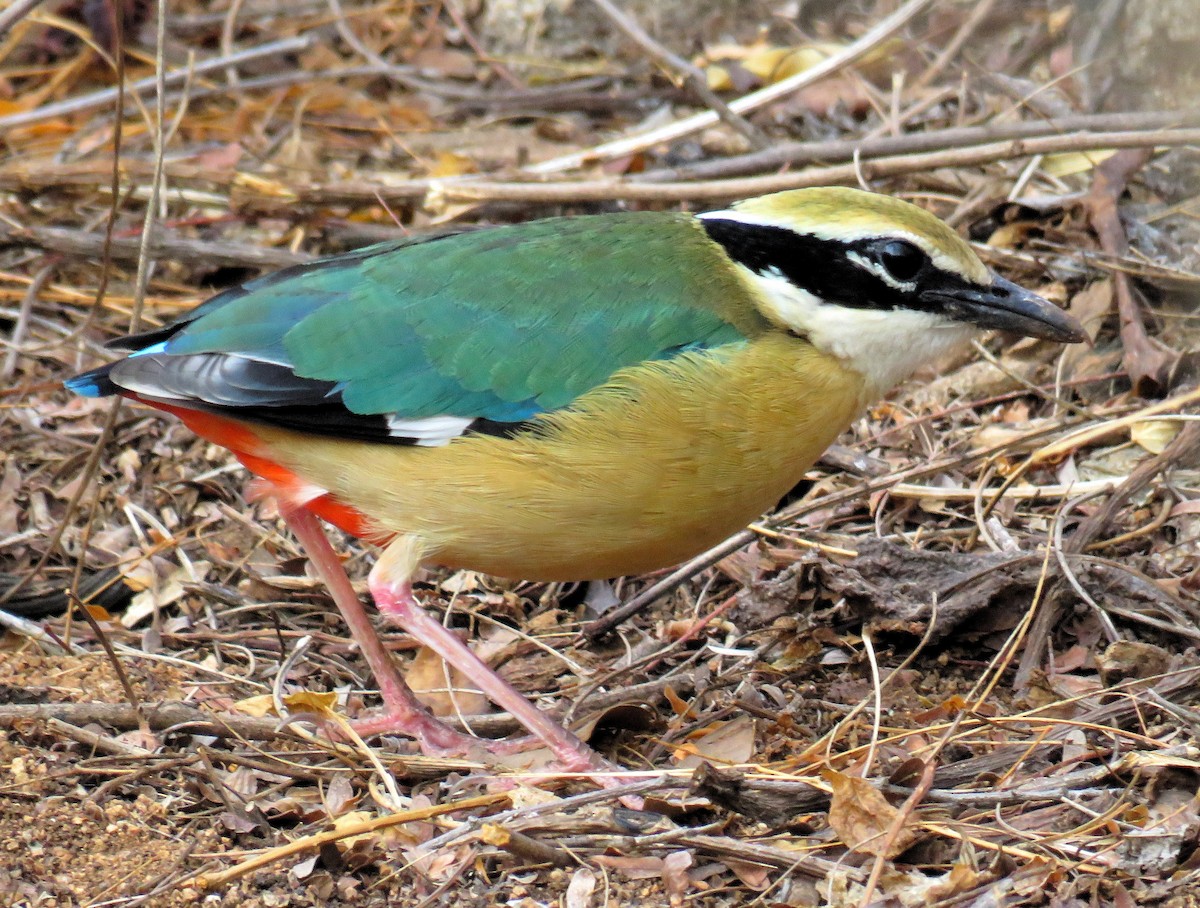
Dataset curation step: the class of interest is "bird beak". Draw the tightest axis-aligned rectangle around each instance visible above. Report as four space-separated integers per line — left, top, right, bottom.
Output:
923 274 1087 343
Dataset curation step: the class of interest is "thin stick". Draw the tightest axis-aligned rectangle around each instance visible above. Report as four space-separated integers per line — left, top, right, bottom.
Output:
0 221 308 270
527 0 935 174
4 116 1197 209
0 35 312 130
0 0 46 36
913 0 998 90
434 128 1200 205
636 109 1199 182
196 793 511 889
0 262 54 380
586 0 766 149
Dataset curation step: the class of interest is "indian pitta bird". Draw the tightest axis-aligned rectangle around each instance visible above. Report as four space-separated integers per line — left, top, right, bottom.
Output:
67 187 1085 775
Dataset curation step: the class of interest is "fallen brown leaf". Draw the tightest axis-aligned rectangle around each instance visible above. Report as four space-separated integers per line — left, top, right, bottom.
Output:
825 770 920 858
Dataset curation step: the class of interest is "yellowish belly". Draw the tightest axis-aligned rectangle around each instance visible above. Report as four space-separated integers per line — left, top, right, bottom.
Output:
258 334 867 581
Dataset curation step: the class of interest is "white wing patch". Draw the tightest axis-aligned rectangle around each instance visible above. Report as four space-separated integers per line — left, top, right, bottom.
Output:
386 414 475 446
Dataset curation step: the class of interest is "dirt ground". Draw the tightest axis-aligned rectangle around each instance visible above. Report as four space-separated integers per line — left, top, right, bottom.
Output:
2 1 1200 905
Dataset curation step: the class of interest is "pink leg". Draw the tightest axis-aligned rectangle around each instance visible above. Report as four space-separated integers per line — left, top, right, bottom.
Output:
280 505 486 755
369 565 614 776
278 500 625 791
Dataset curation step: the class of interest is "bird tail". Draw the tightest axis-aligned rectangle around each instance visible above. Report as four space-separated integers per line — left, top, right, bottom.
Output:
64 364 119 397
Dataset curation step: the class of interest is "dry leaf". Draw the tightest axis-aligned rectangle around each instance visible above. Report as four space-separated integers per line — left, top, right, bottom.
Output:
704 44 839 90
284 691 340 715
0 458 19 537
83 604 114 622
195 142 244 170
328 810 378 850
1121 751 1200 772
233 694 279 718
428 151 478 178
1096 640 1172 682
1042 149 1117 176
479 823 514 847
592 855 665 879
491 744 559 773
875 863 993 903
663 685 697 718
122 560 211 627
724 859 771 890
410 47 477 80
506 785 562 811
661 851 694 907
926 862 994 900
1068 279 1113 341
565 868 597 908
825 770 920 858
325 775 358 816
406 644 489 717
771 637 822 671
673 716 756 768
1131 419 1181 454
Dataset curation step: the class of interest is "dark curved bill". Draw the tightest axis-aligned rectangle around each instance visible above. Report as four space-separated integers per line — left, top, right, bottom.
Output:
922 274 1087 343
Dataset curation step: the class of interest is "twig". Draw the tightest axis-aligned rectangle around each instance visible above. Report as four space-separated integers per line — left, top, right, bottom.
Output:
6 122 1198 213
480 823 574 867
677 834 866 881
0 0 46 36
1052 494 1121 644
0 701 297 740
635 109 1200 183
0 221 308 270
0 35 312 130
0 261 55 380
526 0 935 174
45 717 151 756
912 0 999 90
0 607 86 654
443 0 525 90
586 0 767 149
414 776 675 856
67 591 151 736
1066 421 1200 553
220 0 247 87
196 793 511 889
424 128 1200 209
1028 384 1200 467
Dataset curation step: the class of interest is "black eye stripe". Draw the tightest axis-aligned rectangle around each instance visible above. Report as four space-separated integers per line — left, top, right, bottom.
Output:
701 218 930 312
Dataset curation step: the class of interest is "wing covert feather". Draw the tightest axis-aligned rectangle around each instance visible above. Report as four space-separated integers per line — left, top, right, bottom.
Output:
110 214 763 431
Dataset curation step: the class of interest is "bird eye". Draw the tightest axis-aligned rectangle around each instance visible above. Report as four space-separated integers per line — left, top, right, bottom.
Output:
876 240 924 282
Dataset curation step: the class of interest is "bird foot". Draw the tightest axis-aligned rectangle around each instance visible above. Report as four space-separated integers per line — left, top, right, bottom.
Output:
367 562 622 780
350 709 540 759
278 507 628 795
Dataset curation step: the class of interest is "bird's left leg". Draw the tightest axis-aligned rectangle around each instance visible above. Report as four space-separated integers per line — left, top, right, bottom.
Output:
370 537 615 776
277 501 492 756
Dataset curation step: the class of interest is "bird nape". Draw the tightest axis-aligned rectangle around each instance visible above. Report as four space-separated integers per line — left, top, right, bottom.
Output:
66 187 1086 785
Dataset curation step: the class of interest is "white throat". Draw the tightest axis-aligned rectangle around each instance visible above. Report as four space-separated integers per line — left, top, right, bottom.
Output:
748 267 976 397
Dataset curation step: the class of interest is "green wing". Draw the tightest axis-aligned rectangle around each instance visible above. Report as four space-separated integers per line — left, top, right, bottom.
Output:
93 213 765 437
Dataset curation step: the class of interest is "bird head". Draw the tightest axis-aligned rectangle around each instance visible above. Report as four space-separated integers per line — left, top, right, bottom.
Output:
698 187 1086 395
